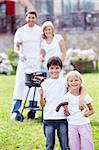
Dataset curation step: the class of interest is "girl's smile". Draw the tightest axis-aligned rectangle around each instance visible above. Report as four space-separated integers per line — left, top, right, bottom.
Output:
68 75 82 95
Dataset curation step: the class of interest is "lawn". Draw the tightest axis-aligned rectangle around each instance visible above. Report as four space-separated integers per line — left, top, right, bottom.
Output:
0 73 99 150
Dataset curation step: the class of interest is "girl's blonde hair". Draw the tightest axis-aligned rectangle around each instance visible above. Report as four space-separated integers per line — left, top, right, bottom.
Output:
66 71 83 91
41 21 55 39
66 70 82 82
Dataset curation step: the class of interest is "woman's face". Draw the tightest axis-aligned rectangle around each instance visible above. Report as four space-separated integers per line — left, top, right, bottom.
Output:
43 26 53 38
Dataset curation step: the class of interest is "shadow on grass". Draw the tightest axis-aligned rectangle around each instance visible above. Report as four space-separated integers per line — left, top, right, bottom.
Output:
34 116 43 123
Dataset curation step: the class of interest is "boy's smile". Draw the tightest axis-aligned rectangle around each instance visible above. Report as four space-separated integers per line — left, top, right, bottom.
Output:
48 65 62 79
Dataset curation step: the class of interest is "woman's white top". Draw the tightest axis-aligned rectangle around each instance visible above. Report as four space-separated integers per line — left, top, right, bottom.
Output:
13 24 42 100
63 92 92 125
41 34 63 66
41 78 67 120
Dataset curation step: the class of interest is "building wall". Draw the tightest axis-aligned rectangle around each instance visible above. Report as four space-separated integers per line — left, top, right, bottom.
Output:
63 31 99 57
15 3 25 15
0 34 13 51
53 0 62 15
94 0 99 11
0 31 99 58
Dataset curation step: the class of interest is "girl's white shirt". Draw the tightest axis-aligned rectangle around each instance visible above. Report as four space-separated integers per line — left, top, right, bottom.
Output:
41 78 67 120
63 92 92 125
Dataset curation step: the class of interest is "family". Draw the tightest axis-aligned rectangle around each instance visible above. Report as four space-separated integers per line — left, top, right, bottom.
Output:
11 10 94 150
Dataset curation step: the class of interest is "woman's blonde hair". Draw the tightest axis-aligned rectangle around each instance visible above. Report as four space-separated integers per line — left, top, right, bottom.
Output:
41 21 55 39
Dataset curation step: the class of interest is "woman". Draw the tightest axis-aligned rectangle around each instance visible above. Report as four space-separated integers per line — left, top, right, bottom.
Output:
40 21 67 76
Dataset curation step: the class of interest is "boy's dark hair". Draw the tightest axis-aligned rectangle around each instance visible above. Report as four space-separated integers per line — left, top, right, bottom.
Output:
47 56 63 69
26 11 37 17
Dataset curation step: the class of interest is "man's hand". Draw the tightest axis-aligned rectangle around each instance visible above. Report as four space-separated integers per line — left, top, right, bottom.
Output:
19 53 27 62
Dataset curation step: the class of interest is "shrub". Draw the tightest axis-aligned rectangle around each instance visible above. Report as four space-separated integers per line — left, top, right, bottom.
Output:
6 49 18 74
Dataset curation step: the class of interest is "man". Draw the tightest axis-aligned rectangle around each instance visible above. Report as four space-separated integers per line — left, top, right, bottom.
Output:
11 11 42 119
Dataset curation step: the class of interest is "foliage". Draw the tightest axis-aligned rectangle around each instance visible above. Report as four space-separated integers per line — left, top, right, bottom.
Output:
71 55 90 62
0 73 99 150
6 49 18 74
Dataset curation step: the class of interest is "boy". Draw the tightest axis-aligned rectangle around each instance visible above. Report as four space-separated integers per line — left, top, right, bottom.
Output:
40 56 70 150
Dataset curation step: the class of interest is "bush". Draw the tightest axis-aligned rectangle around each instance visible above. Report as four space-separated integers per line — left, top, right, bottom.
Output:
6 49 18 74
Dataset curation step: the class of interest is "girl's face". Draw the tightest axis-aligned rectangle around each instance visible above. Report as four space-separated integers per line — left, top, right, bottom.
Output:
48 65 61 79
68 75 82 92
43 26 53 38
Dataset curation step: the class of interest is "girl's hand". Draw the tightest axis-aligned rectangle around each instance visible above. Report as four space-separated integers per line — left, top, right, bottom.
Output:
84 103 94 117
64 105 70 116
64 110 70 116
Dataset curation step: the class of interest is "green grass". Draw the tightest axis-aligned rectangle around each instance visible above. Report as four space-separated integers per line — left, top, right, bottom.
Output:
0 73 99 150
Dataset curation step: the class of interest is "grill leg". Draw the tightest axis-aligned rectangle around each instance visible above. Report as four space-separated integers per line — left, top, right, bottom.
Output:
21 87 31 114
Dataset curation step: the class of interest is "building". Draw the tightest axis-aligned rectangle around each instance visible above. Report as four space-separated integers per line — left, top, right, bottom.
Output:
0 0 99 51
0 0 99 34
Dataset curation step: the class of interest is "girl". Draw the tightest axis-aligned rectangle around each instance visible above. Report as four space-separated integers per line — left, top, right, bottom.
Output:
56 70 94 150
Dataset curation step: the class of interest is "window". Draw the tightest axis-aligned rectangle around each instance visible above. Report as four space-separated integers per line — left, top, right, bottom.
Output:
80 0 94 11
0 2 6 16
31 0 53 15
62 0 94 15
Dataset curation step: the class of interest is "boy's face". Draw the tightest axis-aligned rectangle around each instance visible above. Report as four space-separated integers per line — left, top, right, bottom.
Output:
48 65 62 79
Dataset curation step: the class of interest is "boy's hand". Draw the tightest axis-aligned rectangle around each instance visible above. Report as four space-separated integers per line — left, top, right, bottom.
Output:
39 88 43 96
79 99 85 111
84 111 90 117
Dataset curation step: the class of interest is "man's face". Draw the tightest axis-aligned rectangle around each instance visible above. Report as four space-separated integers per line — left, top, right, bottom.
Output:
26 13 37 27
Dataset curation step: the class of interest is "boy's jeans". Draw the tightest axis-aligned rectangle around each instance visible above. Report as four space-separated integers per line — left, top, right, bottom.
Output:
43 119 70 150
11 99 37 114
